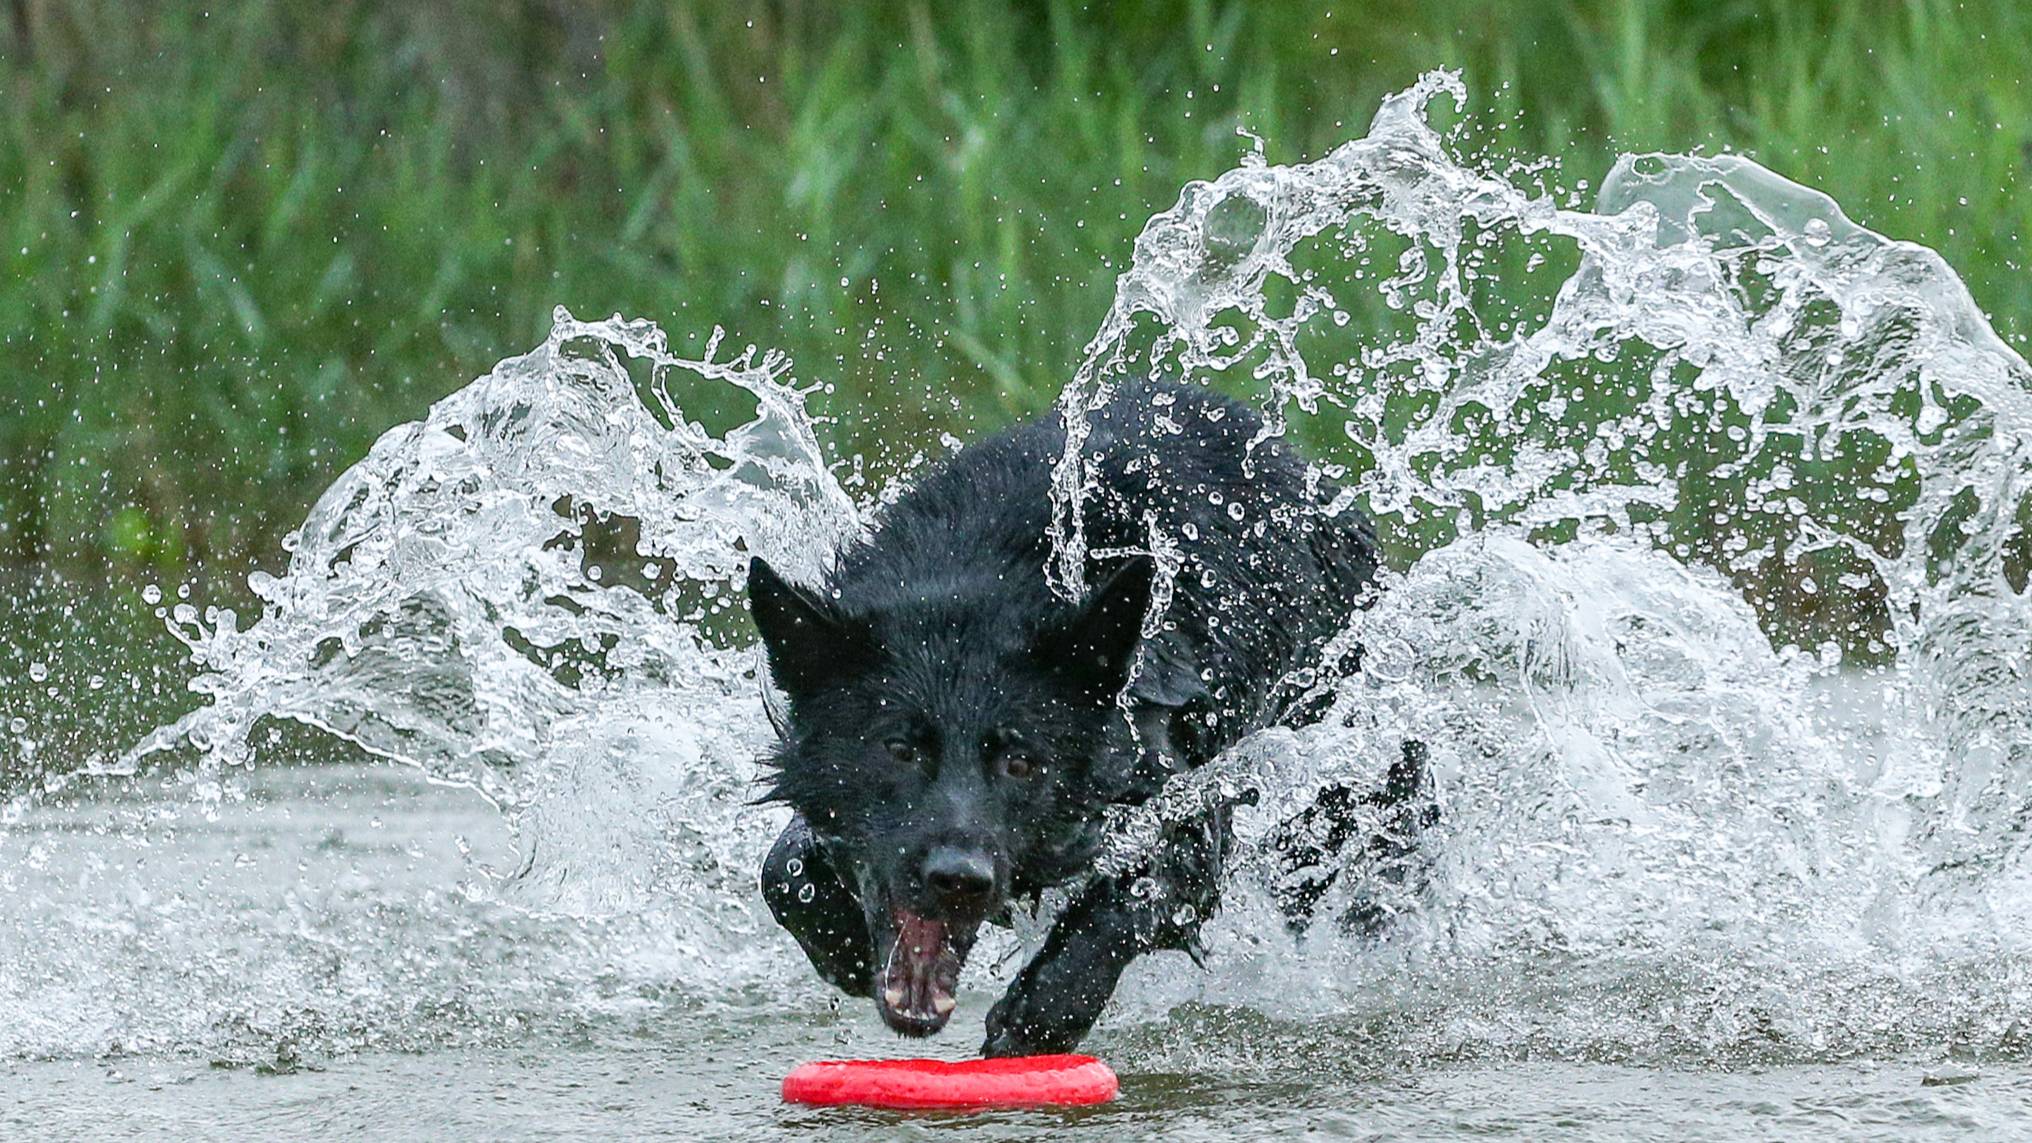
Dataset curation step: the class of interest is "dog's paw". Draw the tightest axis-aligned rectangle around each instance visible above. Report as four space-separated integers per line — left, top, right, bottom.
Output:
980 949 1116 1058
982 985 1087 1058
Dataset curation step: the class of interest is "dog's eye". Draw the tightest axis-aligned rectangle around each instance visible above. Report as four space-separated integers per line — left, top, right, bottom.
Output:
885 739 920 765
985 728 1038 780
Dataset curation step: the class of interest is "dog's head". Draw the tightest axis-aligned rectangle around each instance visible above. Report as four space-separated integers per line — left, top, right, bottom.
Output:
748 554 1153 1036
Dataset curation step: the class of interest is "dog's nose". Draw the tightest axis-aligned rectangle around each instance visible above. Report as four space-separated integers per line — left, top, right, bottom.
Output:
922 847 996 909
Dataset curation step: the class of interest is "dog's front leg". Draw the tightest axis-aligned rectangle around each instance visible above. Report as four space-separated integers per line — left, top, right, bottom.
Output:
760 814 874 997
981 806 1229 1057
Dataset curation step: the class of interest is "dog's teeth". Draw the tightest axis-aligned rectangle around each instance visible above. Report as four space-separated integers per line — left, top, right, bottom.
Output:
883 986 905 1009
932 995 957 1016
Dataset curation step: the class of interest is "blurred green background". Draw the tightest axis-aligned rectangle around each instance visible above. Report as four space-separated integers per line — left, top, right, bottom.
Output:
2 0 2028 765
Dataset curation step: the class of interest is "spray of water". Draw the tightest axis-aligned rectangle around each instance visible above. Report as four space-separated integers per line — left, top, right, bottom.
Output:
1047 70 2032 1056
15 71 2032 1065
115 310 860 924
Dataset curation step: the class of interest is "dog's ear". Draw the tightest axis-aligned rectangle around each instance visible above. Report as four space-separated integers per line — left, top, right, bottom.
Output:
748 557 869 697
1039 555 1156 690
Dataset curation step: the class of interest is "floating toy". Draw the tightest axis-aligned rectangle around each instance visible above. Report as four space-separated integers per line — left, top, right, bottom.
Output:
781 1054 1118 1110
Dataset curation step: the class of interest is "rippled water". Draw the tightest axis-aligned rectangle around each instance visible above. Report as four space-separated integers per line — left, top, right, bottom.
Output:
9 71 2032 1138
5 754 2029 1139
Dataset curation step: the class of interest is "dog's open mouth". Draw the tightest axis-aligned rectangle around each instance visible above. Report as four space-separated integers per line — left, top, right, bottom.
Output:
875 908 972 1036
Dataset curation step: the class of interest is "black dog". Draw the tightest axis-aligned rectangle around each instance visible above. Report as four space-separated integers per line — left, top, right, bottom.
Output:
751 381 1400 1056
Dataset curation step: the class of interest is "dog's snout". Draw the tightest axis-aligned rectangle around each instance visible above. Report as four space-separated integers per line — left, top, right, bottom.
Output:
922 847 996 909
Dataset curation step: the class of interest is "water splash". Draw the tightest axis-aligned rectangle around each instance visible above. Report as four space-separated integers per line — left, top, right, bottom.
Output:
112 309 858 923
1043 70 2032 1057
17 71 2032 1066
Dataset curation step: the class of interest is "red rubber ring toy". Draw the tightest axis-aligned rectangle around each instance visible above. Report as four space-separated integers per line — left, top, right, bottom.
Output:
782 1054 1119 1110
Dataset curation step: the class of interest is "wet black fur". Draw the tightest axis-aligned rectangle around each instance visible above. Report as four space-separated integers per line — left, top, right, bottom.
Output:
751 380 1404 1055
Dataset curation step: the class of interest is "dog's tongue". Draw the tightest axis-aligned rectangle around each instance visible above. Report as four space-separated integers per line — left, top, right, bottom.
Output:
879 909 963 1032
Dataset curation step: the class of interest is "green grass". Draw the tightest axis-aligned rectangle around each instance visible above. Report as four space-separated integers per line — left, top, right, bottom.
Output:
1 0 2028 584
